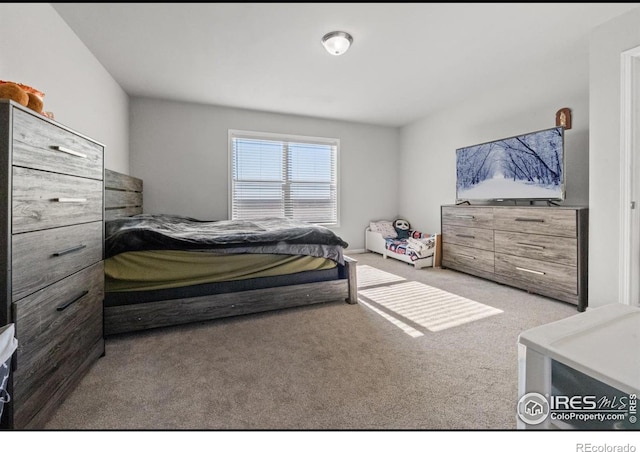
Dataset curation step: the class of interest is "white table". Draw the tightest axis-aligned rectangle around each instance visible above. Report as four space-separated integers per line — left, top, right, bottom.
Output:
517 303 640 429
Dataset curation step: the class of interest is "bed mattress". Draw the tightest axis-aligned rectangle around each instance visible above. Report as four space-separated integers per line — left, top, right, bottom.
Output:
105 250 337 292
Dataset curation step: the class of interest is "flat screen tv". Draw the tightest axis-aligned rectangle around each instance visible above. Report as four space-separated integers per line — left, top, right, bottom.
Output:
456 126 565 202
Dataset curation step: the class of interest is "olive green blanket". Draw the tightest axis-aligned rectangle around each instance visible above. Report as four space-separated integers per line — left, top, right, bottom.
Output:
105 250 336 292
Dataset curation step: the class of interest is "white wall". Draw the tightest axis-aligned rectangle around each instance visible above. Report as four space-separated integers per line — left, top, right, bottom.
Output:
130 97 400 250
399 53 590 235
0 3 129 172
589 8 640 308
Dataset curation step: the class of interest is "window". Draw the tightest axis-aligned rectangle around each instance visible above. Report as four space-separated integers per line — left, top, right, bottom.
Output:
229 130 339 226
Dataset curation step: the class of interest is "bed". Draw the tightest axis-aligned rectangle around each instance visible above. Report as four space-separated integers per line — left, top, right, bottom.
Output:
103 169 357 335
365 222 441 269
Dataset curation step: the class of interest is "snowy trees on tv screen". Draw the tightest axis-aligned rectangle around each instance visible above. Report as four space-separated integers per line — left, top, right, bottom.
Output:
456 127 564 201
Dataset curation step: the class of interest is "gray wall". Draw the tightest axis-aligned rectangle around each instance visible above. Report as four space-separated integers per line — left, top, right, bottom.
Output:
0 4 129 172
8 3 636 309
589 8 640 308
399 5 640 311
130 97 400 250
398 54 590 235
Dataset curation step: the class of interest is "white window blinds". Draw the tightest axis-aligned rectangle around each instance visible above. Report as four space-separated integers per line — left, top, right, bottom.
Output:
230 131 339 225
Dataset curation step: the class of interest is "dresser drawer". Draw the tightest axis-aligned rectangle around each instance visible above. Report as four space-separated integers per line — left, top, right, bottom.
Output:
12 221 103 300
494 230 577 267
12 166 103 233
12 262 104 407
442 206 494 229
495 253 577 295
443 243 494 273
443 224 494 251
12 108 103 180
493 208 577 238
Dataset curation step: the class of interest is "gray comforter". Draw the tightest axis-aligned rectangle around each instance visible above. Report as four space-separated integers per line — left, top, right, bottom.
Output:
105 215 349 264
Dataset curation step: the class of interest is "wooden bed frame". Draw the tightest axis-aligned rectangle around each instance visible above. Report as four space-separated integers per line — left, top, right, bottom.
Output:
103 169 358 335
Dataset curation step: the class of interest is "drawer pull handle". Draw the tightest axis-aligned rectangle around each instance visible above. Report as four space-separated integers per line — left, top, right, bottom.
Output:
56 290 89 312
458 254 476 260
516 242 545 250
454 215 475 219
54 197 87 203
52 145 87 159
52 244 87 257
457 234 476 239
515 218 545 223
515 266 545 276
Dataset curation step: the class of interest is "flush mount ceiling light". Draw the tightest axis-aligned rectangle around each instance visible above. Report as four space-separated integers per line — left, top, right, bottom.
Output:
321 31 353 56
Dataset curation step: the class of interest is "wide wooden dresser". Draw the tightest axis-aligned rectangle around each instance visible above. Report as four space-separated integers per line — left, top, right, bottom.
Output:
0 99 105 429
441 204 588 311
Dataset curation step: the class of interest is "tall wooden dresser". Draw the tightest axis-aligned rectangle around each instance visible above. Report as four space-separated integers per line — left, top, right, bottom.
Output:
0 99 105 429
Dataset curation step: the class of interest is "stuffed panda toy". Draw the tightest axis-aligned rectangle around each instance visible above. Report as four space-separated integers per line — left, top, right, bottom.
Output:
393 218 411 240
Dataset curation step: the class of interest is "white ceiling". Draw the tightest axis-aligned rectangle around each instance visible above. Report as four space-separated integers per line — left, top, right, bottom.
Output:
51 3 640 127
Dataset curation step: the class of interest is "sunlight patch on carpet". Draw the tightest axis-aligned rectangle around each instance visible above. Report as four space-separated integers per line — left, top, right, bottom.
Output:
359 280 503 332
357 264 406 288
358 298 424 338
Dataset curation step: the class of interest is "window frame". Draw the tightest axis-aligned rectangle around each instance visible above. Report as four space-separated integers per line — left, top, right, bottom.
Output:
228 129 340 227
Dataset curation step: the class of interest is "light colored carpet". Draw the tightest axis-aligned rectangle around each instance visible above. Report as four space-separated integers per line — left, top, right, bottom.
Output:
357 264 407 288
357 265 503 332
43 252 578 430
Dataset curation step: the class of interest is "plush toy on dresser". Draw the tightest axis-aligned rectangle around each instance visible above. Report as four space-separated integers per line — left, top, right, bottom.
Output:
0 80 49 117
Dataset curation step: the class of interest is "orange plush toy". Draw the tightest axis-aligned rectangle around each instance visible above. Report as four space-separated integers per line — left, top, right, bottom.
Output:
0 81 45 114
0 82 28 106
